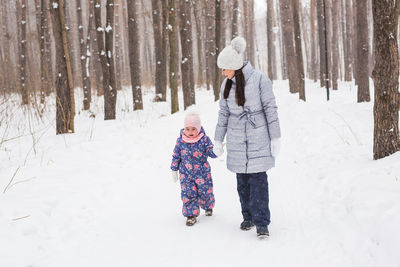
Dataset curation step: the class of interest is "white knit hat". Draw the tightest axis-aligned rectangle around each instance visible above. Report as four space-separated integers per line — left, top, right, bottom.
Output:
217 37 247 70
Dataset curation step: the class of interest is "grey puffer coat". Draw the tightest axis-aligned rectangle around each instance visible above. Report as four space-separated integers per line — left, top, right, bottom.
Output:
214 62 281 173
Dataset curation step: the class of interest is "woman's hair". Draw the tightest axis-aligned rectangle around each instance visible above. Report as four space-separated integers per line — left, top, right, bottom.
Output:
223 67 245 106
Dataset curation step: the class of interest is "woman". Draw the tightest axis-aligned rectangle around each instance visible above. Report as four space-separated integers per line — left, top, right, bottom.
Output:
213 37 281 238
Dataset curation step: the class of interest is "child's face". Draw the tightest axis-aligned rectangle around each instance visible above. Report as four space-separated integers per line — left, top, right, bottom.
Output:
184 126 198 137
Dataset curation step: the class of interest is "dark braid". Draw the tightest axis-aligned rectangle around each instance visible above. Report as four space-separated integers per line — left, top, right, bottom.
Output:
223 67 246 106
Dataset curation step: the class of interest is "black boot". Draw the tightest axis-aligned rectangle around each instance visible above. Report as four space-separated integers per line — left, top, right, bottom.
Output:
240 220 254 230
186 216 197 226
256 226 269 238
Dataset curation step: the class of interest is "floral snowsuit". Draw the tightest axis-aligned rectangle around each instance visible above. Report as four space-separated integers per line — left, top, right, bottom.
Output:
171 127 217 217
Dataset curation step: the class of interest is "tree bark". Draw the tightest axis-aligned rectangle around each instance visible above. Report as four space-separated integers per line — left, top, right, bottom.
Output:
291 0 305 100
179 0 195 109
331 0 339 90
35 0 51 105
127 0 143 110
51 0 75 134
193 0 204 86
372 0 400 159
114 0 122 92
356 0 370 102
19 0 29 105
266 0 276 80
214 0 221 101
344 0 353 81
248 0 256 65
280 0 297 93
310 0 318 82
232 0 239 38
160 0 168 101
77 0 91 110
152 0 163 101
104 0 117 119
316 0 327 87
168 0 179 114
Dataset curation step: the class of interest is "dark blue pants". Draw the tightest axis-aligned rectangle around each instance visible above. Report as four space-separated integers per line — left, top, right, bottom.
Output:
236 172 270 228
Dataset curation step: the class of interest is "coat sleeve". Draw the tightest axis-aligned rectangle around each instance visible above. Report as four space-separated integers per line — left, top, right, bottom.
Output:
203 135 217 158
214 79 230 142
170 139 181 171
259 72 281 140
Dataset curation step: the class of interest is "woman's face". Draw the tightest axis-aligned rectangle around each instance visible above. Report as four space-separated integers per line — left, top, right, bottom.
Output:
221 69 235 79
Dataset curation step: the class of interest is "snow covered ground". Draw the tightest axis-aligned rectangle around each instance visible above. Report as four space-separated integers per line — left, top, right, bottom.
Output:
1 80 400 267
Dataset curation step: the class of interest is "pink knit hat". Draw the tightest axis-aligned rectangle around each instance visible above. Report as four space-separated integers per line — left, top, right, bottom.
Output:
184 112 201 133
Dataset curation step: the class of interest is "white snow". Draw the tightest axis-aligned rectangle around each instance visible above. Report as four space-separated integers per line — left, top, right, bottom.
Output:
0 80 399 267
52 2 58 9
105 25 112 33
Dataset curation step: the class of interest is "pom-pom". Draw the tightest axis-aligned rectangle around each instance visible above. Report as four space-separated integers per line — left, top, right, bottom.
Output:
231 37 246 54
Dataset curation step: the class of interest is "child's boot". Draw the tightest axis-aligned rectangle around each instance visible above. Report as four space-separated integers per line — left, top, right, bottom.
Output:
186 216 197 226
205 209 213 216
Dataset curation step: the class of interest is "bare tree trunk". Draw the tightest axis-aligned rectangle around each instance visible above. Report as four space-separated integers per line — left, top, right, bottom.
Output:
193 0 204 87
201 0 210 90
220 0 227 46
114 0 122 92
35 0 51 105
291 0 305 100
266 0 276 80
316 0 327 87
280 0 297 93
127 0 143 110
276 2 287 80
19 0 29 105
44 1 54 95
331 0 339 90
77 0 91 110
372 0 400 159
1 1 16 94
248 0 256 65
352 0 358 84
152 0 163 100
310 0 318 82
105 0 117 119
168 0 179 113
214 0 221 101
88 0 103 96
161 0 168 101
179 0 195 109
356 0 370 102
344 0 353 81
243 1 250 60
51 0 75 134
205 0 218 98
232 0 239 38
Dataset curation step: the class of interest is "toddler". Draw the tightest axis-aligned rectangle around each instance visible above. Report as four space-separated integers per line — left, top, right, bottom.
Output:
171 112 222 226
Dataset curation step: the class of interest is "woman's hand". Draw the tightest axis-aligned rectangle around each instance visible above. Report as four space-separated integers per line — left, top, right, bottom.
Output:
270 138 281 158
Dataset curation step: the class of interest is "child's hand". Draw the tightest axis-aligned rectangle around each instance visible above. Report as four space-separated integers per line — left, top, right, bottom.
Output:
171 171 178 182
213 141 224 157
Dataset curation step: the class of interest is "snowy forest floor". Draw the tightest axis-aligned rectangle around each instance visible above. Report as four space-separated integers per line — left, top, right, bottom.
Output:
1 80 400 267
